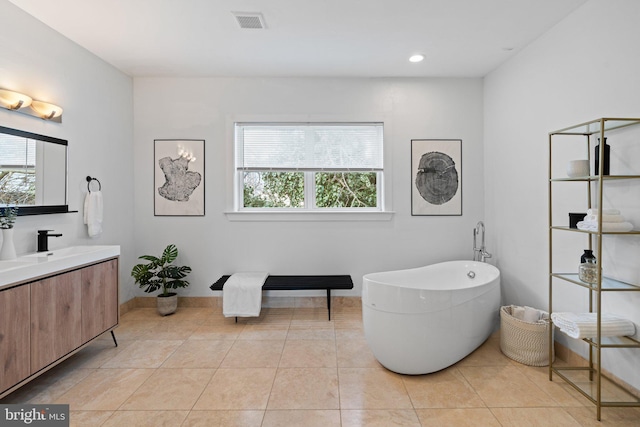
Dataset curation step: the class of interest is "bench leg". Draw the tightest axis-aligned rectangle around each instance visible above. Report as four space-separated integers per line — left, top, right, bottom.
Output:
327 289 331 321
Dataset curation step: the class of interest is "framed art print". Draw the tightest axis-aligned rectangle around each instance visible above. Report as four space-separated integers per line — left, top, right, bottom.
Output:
411 139 462 216
154 139 205 216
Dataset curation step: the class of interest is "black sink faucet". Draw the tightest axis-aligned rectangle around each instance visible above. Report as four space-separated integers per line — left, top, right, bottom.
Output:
37 230 63 252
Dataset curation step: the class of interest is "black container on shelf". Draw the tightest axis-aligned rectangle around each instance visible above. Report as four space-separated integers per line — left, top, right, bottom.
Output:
594 137 610 175
569 212 586 229
580 249 596 264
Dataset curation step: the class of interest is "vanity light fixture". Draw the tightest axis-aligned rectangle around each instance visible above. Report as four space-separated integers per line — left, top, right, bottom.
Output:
0 89 32 110
30 100 63 120
0 88 63 122
409 54 425 63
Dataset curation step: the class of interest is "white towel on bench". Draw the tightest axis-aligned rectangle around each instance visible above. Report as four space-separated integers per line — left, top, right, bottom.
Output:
223 272 268 318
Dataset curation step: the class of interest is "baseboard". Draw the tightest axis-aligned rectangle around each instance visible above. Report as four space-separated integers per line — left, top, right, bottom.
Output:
120 295 362 314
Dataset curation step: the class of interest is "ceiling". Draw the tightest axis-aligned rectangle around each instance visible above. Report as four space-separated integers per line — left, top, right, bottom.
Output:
9 0 587 78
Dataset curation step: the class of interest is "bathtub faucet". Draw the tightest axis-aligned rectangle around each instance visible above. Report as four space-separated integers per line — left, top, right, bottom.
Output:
473 221 492 262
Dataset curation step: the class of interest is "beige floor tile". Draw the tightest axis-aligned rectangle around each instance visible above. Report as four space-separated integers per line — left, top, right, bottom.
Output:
454 337 515 367
416 408 502 427
161 340 233 369
109 320 157 340
268 368 339 410
262 410 341 427
246 314 292 326
338 368 413 409
286 328 335 340
120 368 214 410
341 409 422 427
490 407 582 426
119 308 157 320
516 365 585 407
459 365 558 407
279 340 337 368
101 410 189 427
193 368 276 410
220 340 284 368
100 340 183 369
403 368 486 408
136 320 201 340
69 410 114 427
182 410 264 427
62 339 131 369
336 337 380 368
54 368 154 410
238 325 289 340
564 406 640 427
189 323 245 340
1 366 94 404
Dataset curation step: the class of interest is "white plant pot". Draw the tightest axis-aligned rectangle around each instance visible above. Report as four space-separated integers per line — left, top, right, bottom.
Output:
157 293 178 316
0 227 17 260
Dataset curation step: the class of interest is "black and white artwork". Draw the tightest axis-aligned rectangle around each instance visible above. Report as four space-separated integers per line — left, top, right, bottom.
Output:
154 139 205 216
411 139 462 216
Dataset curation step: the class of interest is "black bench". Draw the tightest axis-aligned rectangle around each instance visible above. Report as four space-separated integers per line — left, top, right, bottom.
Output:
210 275 354 320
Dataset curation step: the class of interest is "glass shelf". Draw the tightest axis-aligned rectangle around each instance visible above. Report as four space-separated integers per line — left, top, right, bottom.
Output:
584 336 640 349
550 175 640 182
550 117 640 136
550 226 640 235
551 273 640 291
551 367 640 406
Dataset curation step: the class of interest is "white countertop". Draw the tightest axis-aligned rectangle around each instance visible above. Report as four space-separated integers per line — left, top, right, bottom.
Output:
0 245 120 289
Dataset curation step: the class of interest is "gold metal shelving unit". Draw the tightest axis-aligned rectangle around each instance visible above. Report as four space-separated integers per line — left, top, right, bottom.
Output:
548 118 640 421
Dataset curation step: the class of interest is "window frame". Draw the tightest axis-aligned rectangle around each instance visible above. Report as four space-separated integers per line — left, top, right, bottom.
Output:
235 122 384 212
226 116 394 221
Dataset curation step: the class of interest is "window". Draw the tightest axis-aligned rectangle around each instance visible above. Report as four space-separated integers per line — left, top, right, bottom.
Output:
235 123 384 211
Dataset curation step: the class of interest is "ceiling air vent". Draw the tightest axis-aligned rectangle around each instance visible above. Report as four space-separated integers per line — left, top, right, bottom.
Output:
232 12 266 29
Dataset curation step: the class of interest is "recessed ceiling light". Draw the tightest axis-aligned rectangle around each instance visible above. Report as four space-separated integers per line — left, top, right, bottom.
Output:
409 54 425 63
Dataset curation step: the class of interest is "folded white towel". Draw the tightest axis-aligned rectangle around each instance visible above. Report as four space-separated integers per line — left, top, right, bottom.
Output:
587 208 620 216
512 306 525 320
83 191 103 237
523 306 542 323
223 272 268 318
583 214 625 223
577 220 634 232
551 312 636 339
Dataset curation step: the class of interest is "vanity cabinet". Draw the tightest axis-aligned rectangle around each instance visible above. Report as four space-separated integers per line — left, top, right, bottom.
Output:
0 285 30 392
81 259 118 342
548 118 640 420
30 270 83 373
0 257 119 397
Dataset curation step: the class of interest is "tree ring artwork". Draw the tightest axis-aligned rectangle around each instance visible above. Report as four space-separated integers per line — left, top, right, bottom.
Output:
411 139 462 216
415 152 458 205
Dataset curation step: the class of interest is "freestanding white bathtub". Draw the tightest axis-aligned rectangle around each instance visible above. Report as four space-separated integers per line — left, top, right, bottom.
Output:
362 260 500 375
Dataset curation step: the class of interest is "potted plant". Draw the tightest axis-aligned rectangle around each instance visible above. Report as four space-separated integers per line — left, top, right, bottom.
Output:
0 205 18 260
131 244 191 315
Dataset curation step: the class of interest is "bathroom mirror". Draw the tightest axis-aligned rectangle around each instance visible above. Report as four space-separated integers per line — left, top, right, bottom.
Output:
0 125 69 215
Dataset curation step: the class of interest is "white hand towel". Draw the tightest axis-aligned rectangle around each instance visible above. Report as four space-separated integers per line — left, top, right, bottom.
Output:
83 191 103 237
551 312 636 339
582 214 625 223
223 272 269 318
512 306 525 320
587 208 620 216
576 220 634 232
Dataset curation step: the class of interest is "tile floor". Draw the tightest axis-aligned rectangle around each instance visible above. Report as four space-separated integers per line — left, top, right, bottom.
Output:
2 305 640 426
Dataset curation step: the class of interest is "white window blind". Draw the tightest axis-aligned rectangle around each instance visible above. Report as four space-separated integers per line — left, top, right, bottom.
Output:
235 123 384 171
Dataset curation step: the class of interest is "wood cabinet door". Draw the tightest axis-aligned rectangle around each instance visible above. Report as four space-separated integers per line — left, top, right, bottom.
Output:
81 259 119 342
0 285 30 393
30 271 82 373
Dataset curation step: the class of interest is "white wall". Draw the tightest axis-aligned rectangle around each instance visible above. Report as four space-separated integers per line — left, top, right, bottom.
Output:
0 0 135 301
132 77 485 299
485 0 640 390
